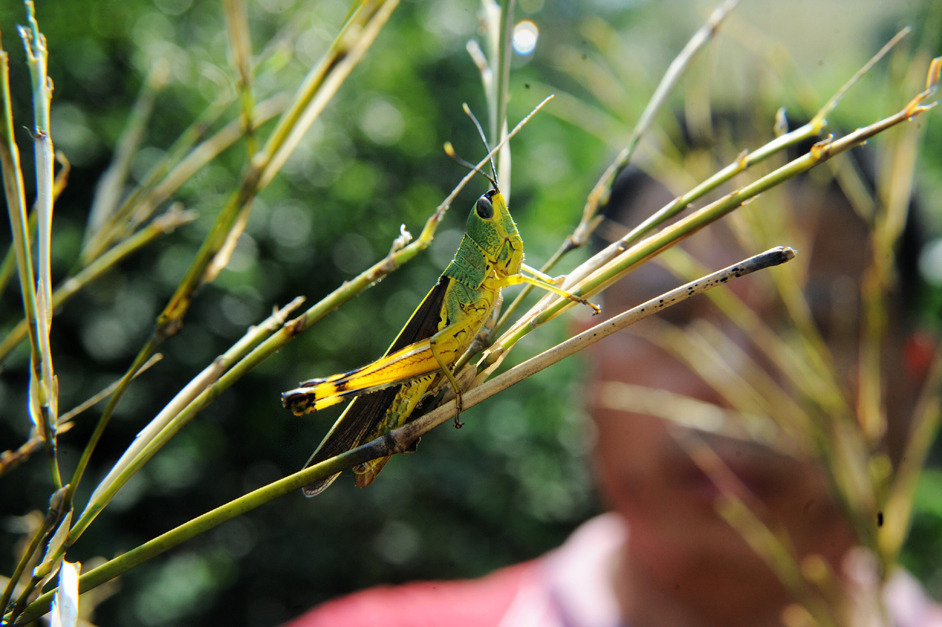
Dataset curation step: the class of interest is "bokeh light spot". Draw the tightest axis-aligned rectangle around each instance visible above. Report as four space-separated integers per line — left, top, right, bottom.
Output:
513 20 539 56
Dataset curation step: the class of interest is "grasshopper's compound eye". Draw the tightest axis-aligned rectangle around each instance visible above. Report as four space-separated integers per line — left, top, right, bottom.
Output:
475 195 494 219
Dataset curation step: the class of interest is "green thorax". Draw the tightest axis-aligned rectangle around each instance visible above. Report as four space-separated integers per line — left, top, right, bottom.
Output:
443 189 524 289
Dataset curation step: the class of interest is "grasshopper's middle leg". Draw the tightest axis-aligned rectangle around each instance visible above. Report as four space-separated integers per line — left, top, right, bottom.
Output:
429 330 466 428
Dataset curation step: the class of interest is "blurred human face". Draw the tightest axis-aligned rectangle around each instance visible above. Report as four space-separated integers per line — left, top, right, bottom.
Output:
586 195 873 621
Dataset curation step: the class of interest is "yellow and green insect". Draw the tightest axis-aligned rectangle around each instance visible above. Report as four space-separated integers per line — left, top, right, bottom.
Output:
283 171 598 496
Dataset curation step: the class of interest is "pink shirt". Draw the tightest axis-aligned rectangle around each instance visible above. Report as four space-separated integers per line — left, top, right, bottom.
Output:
284 514 942 627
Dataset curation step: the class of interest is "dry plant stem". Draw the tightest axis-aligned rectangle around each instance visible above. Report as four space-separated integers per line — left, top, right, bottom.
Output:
209 0 258 284
84 0 302 262
857 59 925 446
556 25 913 299
825 29 915 447
399 247 796 450
654 248 847 427
810 27 911 131
1 355 159 622
858 264 888 445
54 16 531 525
84 64 165 248
468 0 512 189
141 95 285 213
661 315 874 548
473 0 512 149
73 99 547 534
70 298 304 542
157 0 397 339
49 97 284 325
0 488 69 624
495 0 513 149
880 357 942 563
566 117 816 296
12 247 794 624
6 308 306 620
656 319 811 441
761 251 851 417
21 4 54 331
0 214 28 292
490 73 939 366
0 7 60 486
494 0 513 190
0 356 162 478
578 0 739 246
69 95 547 548
5 488 71 624
61 0 398 517
598 382 787 451
648 246 874 519
0 207 196 364
254 0 398 190
494 0 739 332
0 151 68 300
81 93 282 263
75 104 544 519
666 217 877 542
643 45 934 464
0 36 35 377
224 0 257 156
24 2 62 487
82 0 297 260
63 341 155 513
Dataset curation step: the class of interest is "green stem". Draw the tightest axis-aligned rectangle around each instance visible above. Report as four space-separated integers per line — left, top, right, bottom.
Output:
1 16 54 477
19 340 161 620
0 512 50 619
224 0 257 157
17 448 374 625
70 298 303 542
20 0 60 488
490 96 937 361
65 338 158 510
25 247 793 624
67 107 522 542
493 0 739 334
495 0 513 143
2 487 69 626
0 208 194 364
156 0 397 338
82 64 165 261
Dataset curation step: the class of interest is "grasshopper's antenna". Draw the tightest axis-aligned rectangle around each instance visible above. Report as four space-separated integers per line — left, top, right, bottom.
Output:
444 141 498 190
442 103 501 191
443 95 554 194
461 103 499 186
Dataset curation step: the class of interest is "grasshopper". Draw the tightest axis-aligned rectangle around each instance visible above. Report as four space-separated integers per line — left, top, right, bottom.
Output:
283 173 598 496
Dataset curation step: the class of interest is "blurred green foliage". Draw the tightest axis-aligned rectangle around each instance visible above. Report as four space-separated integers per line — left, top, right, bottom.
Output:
0 0 939 625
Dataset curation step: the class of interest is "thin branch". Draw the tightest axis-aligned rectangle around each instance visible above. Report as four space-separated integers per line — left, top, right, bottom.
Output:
12 246 795 623
393 248 796 452
494 0 739 331
487 75 939 366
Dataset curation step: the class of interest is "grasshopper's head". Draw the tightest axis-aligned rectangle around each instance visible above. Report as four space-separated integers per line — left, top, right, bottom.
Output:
465 187 524 274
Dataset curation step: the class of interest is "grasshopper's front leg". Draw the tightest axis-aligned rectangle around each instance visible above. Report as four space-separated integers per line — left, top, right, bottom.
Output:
515 264 601 314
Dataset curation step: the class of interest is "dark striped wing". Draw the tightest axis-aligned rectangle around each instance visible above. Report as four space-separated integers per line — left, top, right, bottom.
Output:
300 277 451 496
